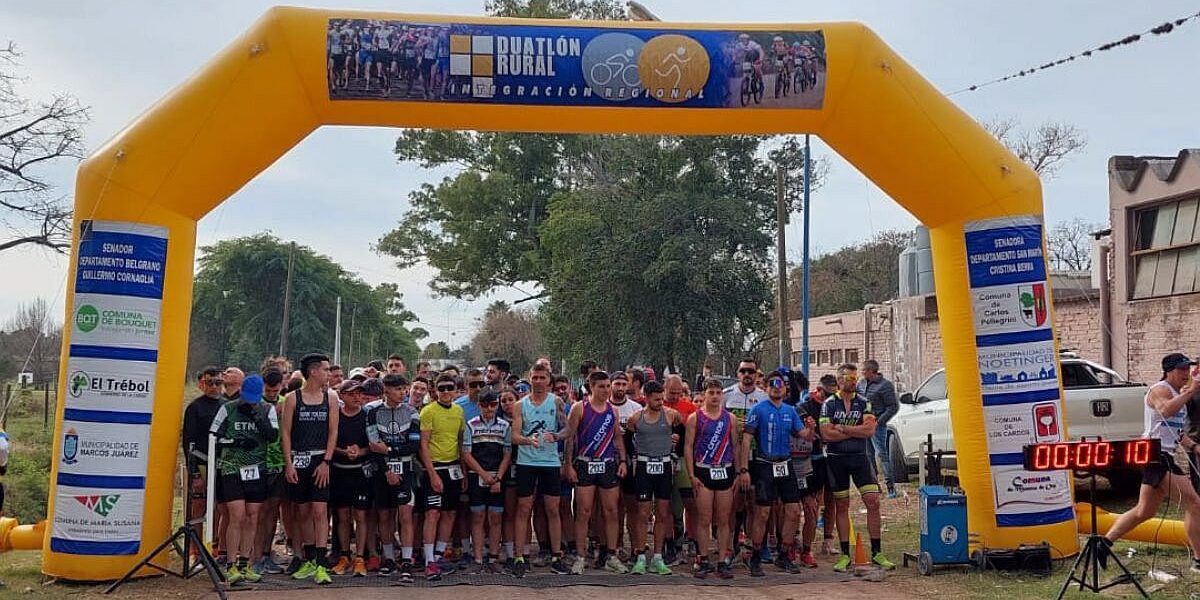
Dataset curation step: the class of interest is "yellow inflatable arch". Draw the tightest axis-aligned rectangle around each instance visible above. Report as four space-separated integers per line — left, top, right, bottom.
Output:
47 6 1077 579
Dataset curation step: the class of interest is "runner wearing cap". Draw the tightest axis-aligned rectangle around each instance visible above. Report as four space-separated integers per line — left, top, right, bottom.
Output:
209 374 278 585
685 378 742 580
462 389 512 573
281 353 340 584
329 379 375 577
564 370 628 574
626 380 682 575
741 370 811 575
368 374 420 581
496 386 522 569
1104 352 1200 572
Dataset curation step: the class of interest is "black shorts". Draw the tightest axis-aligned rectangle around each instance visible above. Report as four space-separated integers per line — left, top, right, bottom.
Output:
1145 452 1185 488
621 460 638 495
469 473 505 511
827 454 880 498
331 464 374 510
515 464 561 498
750 460 802 506
374 459 417 508
217 471 268 504
374 50 390 65
422 463 465 511
287 463 332 504
330 52 345 66
574 458 619 489
695 464 735 492
806 458 829 495
634 458 674 502
265 471 285 499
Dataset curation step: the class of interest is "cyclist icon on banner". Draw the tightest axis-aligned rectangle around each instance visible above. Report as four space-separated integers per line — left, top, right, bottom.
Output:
582 32 645 101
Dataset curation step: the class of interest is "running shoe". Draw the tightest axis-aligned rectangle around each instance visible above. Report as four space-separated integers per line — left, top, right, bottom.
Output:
716 560 734 579
284 556 304 575
353 556 368 577
314 565 332 585
532 552 549 567
366 555 381 572
462 560 483 575
225 565 244 586
605 555 629 574
760 546 774 564
436 557 459 575
258 556 284 575
425 562 442 581
571 555 587 575
748 553 765 577
775 553 799 574
693 560 713 580
551 557 572 575
242 565 262 583
292 560 317 580
631 554 646 574
872 552 896 571
832 555 852 572
821 539 839 556
399 561 415 583
799 551 819 569
486 560 505 574
512 558 528 578
379 558 396 576
331 555 351 576
649 555 672 576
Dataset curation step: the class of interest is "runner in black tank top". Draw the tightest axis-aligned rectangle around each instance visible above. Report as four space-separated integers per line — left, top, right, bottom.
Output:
281 354 340 584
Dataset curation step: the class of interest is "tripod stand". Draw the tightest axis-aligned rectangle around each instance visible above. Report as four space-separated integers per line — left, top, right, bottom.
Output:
1055 468 1148 600
105 464 226 599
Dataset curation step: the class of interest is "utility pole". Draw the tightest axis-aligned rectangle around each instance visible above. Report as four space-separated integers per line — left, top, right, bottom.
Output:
333 296 342 365
776 163 792 367
347 303 358 367
801 134 812 375
279 241 296 357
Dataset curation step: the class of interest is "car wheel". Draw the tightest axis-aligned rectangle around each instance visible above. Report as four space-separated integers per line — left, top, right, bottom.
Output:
889 431 909 483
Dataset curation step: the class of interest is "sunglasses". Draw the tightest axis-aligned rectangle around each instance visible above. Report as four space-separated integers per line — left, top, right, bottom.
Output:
738 368 756 375
468 381 485 388
841 374 859 382
767 378 785 389
436 385 456 392
515 384 531 393
204 379 224 386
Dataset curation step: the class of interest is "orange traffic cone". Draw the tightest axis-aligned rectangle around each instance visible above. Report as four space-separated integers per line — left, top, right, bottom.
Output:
852 532 870 571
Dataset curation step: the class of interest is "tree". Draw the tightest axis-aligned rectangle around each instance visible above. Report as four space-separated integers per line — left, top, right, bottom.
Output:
791 229 914 317
423 341 450 360
1047 218 1100 272
189 234 424 373
468 301 543 376
982 118 1086 178
0 43 88 253
3 297 62 383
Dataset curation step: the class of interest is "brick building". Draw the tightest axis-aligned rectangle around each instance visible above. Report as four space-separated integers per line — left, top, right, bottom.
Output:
790 148 1200 391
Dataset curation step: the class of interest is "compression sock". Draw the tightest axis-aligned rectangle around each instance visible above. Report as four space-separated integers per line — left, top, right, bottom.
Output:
840 541 851 555
871 538 881 555
303 544 316 561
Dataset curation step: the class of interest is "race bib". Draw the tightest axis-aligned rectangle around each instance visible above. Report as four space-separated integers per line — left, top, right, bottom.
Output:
772 461 790 478
239 464 261 482
742 62 753 74
646 461 665 475
775 59 784 68
587 461 606 475
447 465 464 481
510 463 518 478
292 454 312 469
387 460 407 475
710 466 729 481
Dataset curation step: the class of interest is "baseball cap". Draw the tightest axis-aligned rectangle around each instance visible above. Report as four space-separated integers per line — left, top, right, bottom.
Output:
360 378 384 398
348 367 368 381
241 374 265 404
610 371 629 381
339 379 364 394
1162 353 1197 372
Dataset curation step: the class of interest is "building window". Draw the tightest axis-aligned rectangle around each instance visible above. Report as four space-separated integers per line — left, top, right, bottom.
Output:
846 349 859 364
1132 197 1200 299
817 349 829 365
830 349 843 365
809 351 817 366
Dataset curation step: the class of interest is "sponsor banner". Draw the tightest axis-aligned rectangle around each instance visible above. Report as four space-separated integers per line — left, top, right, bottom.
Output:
984 401 1064 455
69 293 161 351
59 420 150 478
977 340 1060 396
62 356 156 413
964 216 1046 288
991 465 1073 524
50 485 144 554
327 19 826 109
75 220 168 300
971 282 1052 338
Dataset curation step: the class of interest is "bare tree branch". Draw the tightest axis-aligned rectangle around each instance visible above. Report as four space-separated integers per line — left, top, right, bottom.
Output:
982 117 1086 178
0 42 88 253
1047 218 1102 271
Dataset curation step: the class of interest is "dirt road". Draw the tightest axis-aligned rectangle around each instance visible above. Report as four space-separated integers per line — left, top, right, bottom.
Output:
244 581 914 600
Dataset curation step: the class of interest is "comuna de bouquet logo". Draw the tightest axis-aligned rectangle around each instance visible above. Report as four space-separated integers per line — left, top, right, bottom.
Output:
74 494 120 517
75 304 99 333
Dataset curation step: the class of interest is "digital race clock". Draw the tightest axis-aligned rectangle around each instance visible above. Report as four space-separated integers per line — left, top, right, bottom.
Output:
1022 439 1160 471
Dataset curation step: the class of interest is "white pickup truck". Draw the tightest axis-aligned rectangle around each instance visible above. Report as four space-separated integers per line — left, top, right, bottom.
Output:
888 353 1147 488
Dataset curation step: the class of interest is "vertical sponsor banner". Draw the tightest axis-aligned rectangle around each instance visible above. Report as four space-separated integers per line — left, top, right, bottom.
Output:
51 220 167 555
326 19 826 110
965 215 1073 527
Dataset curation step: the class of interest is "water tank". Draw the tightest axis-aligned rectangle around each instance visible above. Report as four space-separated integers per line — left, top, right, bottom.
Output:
898 225 935 297
898 245 918 297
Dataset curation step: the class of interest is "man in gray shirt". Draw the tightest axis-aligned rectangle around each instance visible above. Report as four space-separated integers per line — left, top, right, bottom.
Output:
858 360 899 497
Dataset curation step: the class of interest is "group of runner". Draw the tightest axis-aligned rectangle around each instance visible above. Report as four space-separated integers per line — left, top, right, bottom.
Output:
185 352 895 586
327 19 449 98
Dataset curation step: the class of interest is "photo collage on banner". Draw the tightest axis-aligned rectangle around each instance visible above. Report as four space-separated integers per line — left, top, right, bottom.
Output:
51 221 167 556
966 215 1073 527
326 19 826 109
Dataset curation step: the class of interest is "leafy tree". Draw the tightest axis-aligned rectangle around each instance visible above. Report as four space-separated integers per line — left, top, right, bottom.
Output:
189 234 424 373
467 301 543 376
791 229 914 317
0 43 88 253
423 341 450 360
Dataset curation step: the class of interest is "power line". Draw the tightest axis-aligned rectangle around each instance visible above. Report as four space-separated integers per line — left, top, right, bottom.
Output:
947 10 1200 96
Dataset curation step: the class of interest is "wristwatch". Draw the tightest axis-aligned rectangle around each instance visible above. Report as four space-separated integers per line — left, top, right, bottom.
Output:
738 468 749 475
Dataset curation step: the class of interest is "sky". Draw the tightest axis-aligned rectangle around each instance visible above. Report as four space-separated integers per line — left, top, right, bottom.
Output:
2 0 1198 348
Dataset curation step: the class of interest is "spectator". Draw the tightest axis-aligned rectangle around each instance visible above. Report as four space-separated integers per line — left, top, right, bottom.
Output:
858 360 899 497
224 367 245 400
